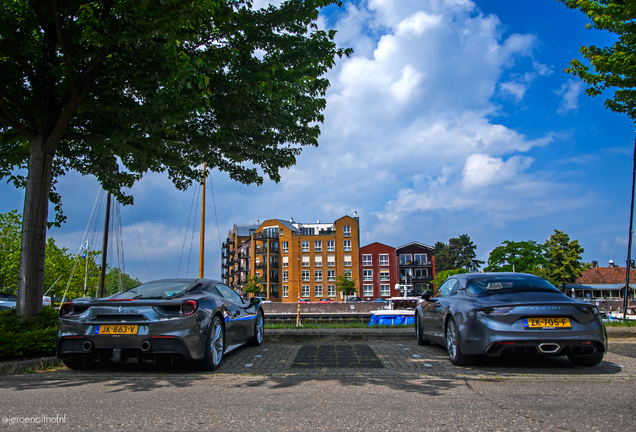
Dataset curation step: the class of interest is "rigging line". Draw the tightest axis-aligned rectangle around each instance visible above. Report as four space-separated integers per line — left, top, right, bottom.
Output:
177 181 200 278
114 201 124 292
209 176 223 252
130 207 153 281
185 183 201 278
61 188 103 304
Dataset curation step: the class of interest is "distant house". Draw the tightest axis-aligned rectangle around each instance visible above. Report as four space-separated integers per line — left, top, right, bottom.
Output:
359 242 399 299
566 267 636 299
396 242 435 294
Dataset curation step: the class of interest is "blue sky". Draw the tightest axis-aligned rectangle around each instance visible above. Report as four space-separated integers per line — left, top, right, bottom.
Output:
2 0 635 283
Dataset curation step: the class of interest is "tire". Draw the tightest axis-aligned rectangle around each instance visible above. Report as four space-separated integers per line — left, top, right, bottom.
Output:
416 315 431 346
248 311 264 346
198 315 225 371
568 352 604 367
63 354 96 370
445 318 475 366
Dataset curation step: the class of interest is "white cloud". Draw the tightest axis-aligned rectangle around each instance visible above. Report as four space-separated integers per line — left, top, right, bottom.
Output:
461 153 533 190
555 79 584 114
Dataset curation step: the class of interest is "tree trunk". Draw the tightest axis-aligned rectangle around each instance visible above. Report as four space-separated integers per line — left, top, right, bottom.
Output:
16 137 54 319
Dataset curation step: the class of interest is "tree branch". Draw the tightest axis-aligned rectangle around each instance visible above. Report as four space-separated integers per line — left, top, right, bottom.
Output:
0 100 34 140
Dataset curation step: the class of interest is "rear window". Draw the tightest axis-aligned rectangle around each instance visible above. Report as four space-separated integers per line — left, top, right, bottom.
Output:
465 276 561 297
114 281 197 300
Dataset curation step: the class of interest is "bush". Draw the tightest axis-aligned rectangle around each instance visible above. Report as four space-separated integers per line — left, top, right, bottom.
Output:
0 307 58 360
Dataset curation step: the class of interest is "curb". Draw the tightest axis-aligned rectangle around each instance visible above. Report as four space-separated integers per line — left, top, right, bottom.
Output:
0 356 60 375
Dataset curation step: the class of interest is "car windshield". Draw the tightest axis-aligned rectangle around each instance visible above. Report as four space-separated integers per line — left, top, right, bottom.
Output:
114 281 195 300
466 276 561 296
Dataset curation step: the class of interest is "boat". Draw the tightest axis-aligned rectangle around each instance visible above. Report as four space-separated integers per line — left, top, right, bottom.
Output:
369 288 422 325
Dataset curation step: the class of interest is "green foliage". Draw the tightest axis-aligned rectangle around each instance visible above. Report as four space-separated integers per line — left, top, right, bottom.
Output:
561 0 636 121
242 274 264 295
434 234 484 272
542 230 588 287
0 210 21 292
0 307 58 360
335 275 357 295
433 268 468 290
485 240 548 273
103 268 142 297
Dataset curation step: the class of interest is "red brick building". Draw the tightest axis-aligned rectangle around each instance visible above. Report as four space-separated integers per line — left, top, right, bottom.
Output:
358 242 399 299
396 241 435 294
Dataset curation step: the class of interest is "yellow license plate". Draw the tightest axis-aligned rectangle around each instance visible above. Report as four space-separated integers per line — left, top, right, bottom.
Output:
97 325 139 335
524 317 571 329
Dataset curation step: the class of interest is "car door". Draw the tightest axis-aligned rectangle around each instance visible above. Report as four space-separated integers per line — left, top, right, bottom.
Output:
422 278 458 342
214 283 255 343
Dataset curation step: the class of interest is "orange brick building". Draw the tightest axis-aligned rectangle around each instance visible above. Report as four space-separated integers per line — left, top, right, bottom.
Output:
222 214 360 302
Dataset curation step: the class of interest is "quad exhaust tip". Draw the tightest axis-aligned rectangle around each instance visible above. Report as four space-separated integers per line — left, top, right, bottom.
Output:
82 341 93 352
140 341 151 352
538 343 560 353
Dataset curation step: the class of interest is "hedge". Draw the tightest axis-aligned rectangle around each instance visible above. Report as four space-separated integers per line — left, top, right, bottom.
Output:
0 307 58 360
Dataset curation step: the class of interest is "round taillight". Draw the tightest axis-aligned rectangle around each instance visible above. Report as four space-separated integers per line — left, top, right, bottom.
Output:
181 300 198 316
60 302 73 317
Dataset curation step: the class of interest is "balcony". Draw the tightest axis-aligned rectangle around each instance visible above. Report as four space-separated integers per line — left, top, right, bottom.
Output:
400 260 430 267
253 232 278 240
269 262 279 268
255 248 268 255
256 262 268 269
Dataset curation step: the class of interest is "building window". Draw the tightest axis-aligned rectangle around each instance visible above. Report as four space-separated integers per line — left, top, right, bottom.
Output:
328 285 336 297
344 255 352 267
327 255 335 267
314 241 322 252
400 268 413 281
282 242 288 253
301 227 315 235
315 270 323 282
283 285 289 298
380 271 390 281
302 270 310 282
270 284 279 298
302 255 310 267
282 256 288 268
343 240 351 252
363 284 373 297
344 269 352 280
380 284 390 296
400 254 412 265
302 285 310 297
343 225 351 237
302 241 309 252
280 228 284 236
327 240 335 252
379 254 389 266
414 254 428 265
327 270 335 281
416 268 429 278
363 269 372 281
362 254 372 266
314 255 322 267
282 270 288 282
314 285 323 297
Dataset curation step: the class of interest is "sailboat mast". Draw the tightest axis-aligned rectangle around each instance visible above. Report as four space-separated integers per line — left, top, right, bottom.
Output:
98 192 111 298
199 163 206 279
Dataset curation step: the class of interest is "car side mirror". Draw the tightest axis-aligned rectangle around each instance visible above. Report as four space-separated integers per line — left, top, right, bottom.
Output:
421 291 431 301
249 297 261 304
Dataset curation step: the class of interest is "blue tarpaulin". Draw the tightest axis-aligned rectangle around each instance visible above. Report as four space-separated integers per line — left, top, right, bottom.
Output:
369 314 415 326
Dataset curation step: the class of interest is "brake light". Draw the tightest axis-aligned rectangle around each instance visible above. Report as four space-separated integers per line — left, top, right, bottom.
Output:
575 305 598 315
181 300 198 316
478 307 515 316
60 302 73 317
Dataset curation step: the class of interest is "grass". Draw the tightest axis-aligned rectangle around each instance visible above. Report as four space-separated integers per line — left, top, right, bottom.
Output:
264 322 414 329
605 320 636 327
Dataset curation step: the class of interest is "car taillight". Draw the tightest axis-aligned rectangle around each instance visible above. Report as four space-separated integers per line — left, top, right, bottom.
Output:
478 306 515 316
60 302 73 317
181 300 198 316
575 305 598 315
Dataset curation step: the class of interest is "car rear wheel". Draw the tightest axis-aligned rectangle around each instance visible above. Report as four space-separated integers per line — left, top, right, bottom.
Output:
568 352 604 367
198 315 225 371
416 315 431 346
446 318 475 366
248 311 264 346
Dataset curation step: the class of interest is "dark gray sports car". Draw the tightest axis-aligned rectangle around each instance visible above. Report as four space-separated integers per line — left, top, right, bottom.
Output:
415 272 607 366
57 279 264 370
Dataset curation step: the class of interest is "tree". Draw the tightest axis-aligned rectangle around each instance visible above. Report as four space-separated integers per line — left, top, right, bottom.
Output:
433 268 468 291
0 210 21 292
561 0 636 121
0 0 351 318
103 268 142 298
542 230 588 288
485 240 548 273
434 235 484 272
335 275 357 299
242 274 264 297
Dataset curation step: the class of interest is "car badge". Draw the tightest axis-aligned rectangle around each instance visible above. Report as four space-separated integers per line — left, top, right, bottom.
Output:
118 306 122 312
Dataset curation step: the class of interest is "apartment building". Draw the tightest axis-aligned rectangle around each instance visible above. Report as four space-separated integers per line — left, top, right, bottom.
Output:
396 242 435 293
222 214 360 302
358 242 399 299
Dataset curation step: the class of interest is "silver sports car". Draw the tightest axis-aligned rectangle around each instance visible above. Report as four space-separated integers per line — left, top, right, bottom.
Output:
415 272 607 366
57 279 264 370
